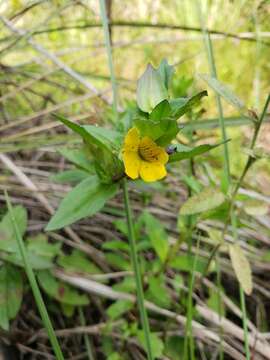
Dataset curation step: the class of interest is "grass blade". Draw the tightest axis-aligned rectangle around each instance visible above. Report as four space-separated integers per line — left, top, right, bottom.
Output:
4 190 64 360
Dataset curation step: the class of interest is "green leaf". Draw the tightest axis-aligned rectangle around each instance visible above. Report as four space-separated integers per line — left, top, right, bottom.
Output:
112 277 136 293
207 287 225 317
143 212 169 263
199 74 247 112
137 331 164 359
105 253 131 271
169 141 229 163
46 176 118 231
155 120 179 147
170 254 208 274
4 251 53 270
53 113 108 151
157 59 174 90
61 303 75 317
146 275 171 308
181 175 202 193
102 240 130 252
50 169 89 184
54 114 124 183
243 199 269 216
137 64 168 113
169 90 208 119
58 147 94 172
164 336 185 360
149 99 171 122
180 187 226 215
0 234 56 270
0 206 27 253
37 270 89 305
83 125 123 151
27 234 61 260
113 219 128 236
107 299 133 320
229 244 252 295
57 250 101 274
135 100 179 145
0 265 23 330
134 117 165 141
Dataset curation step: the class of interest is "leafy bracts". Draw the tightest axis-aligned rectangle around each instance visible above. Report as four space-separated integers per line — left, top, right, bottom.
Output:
47 59 221 230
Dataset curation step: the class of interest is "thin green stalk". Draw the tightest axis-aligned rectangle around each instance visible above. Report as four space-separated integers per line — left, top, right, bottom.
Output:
79 307 95 360
183 230 196 360
183 130 196 360
216 256 224 360
99 0 118 119
184 233 201 360
99 3 152 358
198 12 230 192
227 95 270 360
196 2 229 359
223 93 270 235
251 93 270 149
122 178 153 360
4 190 64 360
240 286 250 360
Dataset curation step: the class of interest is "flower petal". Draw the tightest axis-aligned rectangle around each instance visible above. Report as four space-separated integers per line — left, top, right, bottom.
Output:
139 137 169 164
123 151 141 179
124 127 140 151
139 161 167 182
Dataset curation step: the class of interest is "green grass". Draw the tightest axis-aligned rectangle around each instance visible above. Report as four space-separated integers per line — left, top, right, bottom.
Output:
4 190 64 360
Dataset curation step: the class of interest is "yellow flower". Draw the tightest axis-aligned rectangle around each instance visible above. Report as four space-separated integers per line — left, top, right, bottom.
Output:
122 127 169 182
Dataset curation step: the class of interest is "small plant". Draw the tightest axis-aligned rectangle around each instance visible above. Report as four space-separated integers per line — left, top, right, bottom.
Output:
0 205 91 331
45 59 226 359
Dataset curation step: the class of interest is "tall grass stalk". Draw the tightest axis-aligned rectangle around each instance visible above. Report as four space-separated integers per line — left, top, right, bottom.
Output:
4 190 64 360
196 2 229 359
99 0 118 119
79 307 95 360
183 121 196 360
228 94 270 360
183 229 197 360
123 179 153 360
197 4 270 360
197 2 230 192
99 2 153 359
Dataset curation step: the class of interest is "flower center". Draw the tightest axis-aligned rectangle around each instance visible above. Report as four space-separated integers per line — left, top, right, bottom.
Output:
138 142 159 162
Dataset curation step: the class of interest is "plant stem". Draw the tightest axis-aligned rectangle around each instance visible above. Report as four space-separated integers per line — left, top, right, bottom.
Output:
122 178 153 360
99 0 118 120
196 3 229 359
98 3 152 357
5 190 64 360
183 128 196 360
240 286 250 360
79 307 95 360
197 5 230 192
184 232 202 360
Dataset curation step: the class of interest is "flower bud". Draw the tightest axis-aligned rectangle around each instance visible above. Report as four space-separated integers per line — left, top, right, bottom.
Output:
136 64 168 113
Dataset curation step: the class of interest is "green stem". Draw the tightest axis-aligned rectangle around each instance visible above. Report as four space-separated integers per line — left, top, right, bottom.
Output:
240 286 250 360
216 257 224 360
122 178 153 360
79 307 95 360
184 232 201 360
5 191 64 360
197 2 230 192
196 3 228 359
251 93 270 149
99 0 118 120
